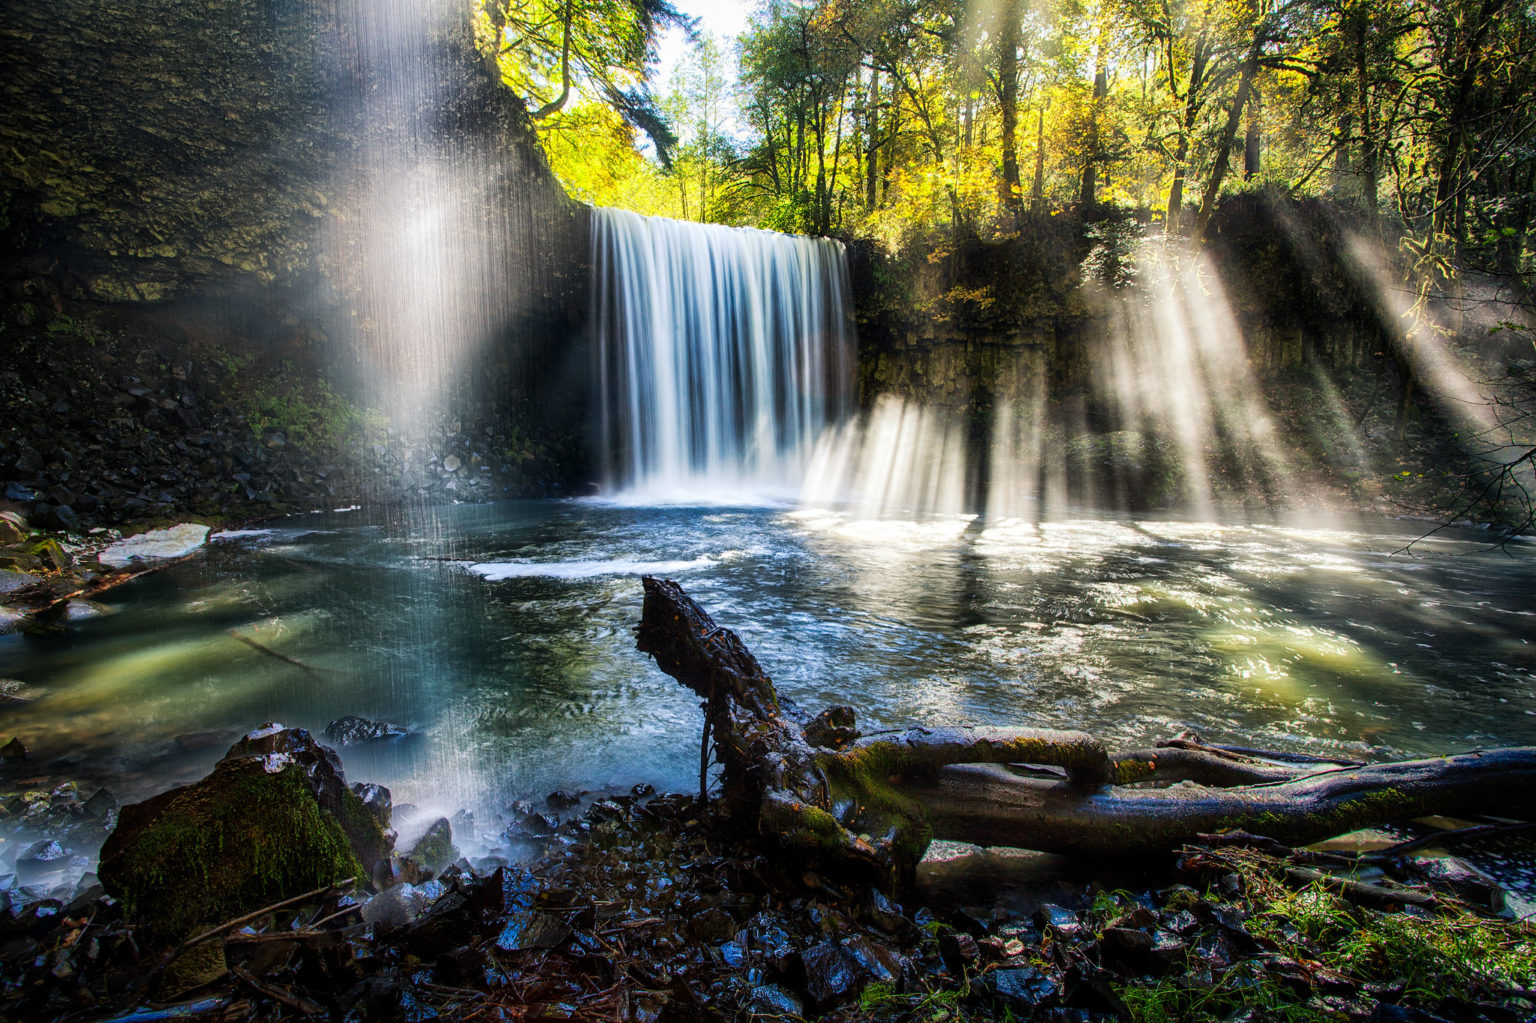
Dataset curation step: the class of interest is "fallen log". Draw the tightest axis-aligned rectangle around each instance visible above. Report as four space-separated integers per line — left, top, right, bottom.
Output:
635 576 1536 891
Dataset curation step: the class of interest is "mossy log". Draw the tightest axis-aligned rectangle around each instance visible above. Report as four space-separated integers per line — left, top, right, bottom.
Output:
636 577 1536 890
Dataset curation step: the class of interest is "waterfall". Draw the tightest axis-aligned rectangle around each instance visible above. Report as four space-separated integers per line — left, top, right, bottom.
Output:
592 208 853 501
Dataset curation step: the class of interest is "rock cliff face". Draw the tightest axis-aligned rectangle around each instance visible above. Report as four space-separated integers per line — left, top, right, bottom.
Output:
841 201 1435 514
847 200 1386 418
0 0 572 308
0 0 597 522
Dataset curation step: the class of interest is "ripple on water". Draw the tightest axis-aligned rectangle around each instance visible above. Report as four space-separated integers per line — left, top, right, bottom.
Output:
2 502 1532 864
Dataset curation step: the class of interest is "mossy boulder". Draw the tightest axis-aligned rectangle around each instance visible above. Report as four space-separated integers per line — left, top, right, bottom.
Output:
98 723 391 941
403 817 458 876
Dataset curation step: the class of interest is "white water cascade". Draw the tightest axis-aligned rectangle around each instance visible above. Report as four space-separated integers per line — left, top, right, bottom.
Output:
592 208 854 501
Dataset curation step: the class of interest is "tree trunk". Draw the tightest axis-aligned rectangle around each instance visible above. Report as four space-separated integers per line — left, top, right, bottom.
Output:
1166 36 1210 233
1031 103 1046 210
1192 43 1263 243
1431 0 1507 247
636 578 1536 892
866 68 880 211
1080 47 1107 208
908 753 1536 857
1354 17 1378 229
1244 85 1262 181
999 0 1022 212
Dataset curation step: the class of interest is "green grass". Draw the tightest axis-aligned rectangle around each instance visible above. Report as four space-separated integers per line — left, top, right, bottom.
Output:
1119 855 1536 1022
1120 962 1325 1023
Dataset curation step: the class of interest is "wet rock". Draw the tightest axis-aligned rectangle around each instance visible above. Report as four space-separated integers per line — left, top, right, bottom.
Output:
0 737 30 760
159 942 227 999
796 940 860 1007
0 517 25 545
944 905 992 937
804 705 861 750
361 882 435 931
862 887 909 933
745 984 803 1018
521 812 560 836
1409 855 1505 913
0 571 39 594
1095 926 1155 972
841 933 906 985
1060 963 1131 1017
1148 929 1188 968
97 723 390 940
688 907 737 943
546 790 581 810
351 782 393 829
973 965 1059 1016
324 715 409 746
373 856 431 891
96 523 209 567
746 914 796 971
494 910 571 952
405 818 457 876
589 799 625 821
939 930 981 974
1163 908 1200 936
16 840 73 883
1036 903 1082 938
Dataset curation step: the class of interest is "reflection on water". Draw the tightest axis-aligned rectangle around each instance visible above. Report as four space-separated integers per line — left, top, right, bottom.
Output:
2 502 1533 843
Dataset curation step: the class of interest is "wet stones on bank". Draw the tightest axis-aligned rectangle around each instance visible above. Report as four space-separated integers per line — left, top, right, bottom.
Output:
2 725 1534 1023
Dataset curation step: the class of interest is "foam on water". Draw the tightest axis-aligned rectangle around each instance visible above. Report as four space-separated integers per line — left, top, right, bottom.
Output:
466 557 717 581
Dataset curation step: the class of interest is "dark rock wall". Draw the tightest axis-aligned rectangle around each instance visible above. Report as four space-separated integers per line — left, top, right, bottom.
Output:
2 0 345 302
843 199 1428 512
848 200 1392 419
0 0 578 304
0 0 596 524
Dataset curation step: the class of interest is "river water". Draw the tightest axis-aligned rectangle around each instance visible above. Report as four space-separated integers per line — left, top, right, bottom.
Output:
3 501 1533 853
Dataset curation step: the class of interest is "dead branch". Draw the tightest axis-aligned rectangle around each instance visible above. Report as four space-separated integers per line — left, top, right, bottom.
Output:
635 577 1536 892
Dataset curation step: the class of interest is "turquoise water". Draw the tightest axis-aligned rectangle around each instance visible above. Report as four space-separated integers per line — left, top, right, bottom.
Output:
2 501 1533 838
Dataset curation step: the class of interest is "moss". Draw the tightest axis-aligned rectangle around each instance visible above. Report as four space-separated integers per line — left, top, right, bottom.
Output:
333 783 391 865
1126 845 1536 1021
816 747 934 879
215 353 387 451
405 818 456 874
1110 759 1157 785
101 758 366 940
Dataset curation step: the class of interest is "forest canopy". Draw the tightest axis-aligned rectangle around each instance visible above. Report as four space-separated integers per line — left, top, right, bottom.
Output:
479 0 1534 282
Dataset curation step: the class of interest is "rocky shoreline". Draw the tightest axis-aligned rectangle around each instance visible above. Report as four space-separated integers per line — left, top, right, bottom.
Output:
1 721 1533 1023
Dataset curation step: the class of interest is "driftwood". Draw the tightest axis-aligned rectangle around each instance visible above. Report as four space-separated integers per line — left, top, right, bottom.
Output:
635 576 1536 890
